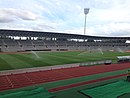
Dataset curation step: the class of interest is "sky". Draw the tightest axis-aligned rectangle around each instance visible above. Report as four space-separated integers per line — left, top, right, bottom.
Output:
0 0 130 37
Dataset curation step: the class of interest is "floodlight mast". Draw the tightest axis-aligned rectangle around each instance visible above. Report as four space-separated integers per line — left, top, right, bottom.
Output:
84 8 89 35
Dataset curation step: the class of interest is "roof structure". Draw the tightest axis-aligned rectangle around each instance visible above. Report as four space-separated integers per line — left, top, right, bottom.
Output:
0 29 130 40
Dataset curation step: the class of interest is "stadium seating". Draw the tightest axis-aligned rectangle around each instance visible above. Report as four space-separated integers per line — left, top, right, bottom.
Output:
0 38 130 52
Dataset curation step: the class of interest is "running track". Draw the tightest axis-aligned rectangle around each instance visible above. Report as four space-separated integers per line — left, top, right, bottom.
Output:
0 63 130 92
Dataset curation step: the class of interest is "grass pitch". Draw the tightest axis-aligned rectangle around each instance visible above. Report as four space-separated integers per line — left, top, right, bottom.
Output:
0 51 130 71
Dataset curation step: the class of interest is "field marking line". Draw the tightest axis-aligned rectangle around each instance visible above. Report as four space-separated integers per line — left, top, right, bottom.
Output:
22 74 35 84
5 76 14 88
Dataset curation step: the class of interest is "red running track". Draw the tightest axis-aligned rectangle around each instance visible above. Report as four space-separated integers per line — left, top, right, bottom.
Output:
0 63 130 92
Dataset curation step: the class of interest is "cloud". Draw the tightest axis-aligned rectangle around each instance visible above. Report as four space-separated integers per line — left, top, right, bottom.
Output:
30 24 56 31
14 10 38 20
89 22 130 37
0 0 130 37
0 8 38 23
0 16 14 23
62 22 130 37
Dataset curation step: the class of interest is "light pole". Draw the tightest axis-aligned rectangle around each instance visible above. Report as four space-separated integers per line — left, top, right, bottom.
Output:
84 8 89 35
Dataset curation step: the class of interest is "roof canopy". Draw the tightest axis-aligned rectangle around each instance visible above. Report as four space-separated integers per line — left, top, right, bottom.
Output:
0 29 130 40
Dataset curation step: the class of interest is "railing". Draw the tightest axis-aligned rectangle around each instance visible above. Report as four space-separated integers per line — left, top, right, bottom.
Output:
79 60 112 66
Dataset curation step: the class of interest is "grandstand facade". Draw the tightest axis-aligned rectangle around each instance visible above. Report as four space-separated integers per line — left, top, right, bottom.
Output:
0 29 130 52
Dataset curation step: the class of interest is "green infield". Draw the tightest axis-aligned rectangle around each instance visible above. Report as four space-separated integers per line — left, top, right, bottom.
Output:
0 51 130 71
80 81 130 98
0 87 54 98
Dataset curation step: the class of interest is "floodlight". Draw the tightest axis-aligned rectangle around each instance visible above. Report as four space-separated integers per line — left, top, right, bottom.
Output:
84 8 90 35
84 8 89 15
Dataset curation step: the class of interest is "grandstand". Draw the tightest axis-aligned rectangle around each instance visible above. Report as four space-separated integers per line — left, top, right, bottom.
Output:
0 29 130 52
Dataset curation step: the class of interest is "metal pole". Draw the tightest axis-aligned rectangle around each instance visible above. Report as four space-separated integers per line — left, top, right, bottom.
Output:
84 14 87 35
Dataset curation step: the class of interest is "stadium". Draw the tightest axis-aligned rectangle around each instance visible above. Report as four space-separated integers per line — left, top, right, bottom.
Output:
0 29 130 98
